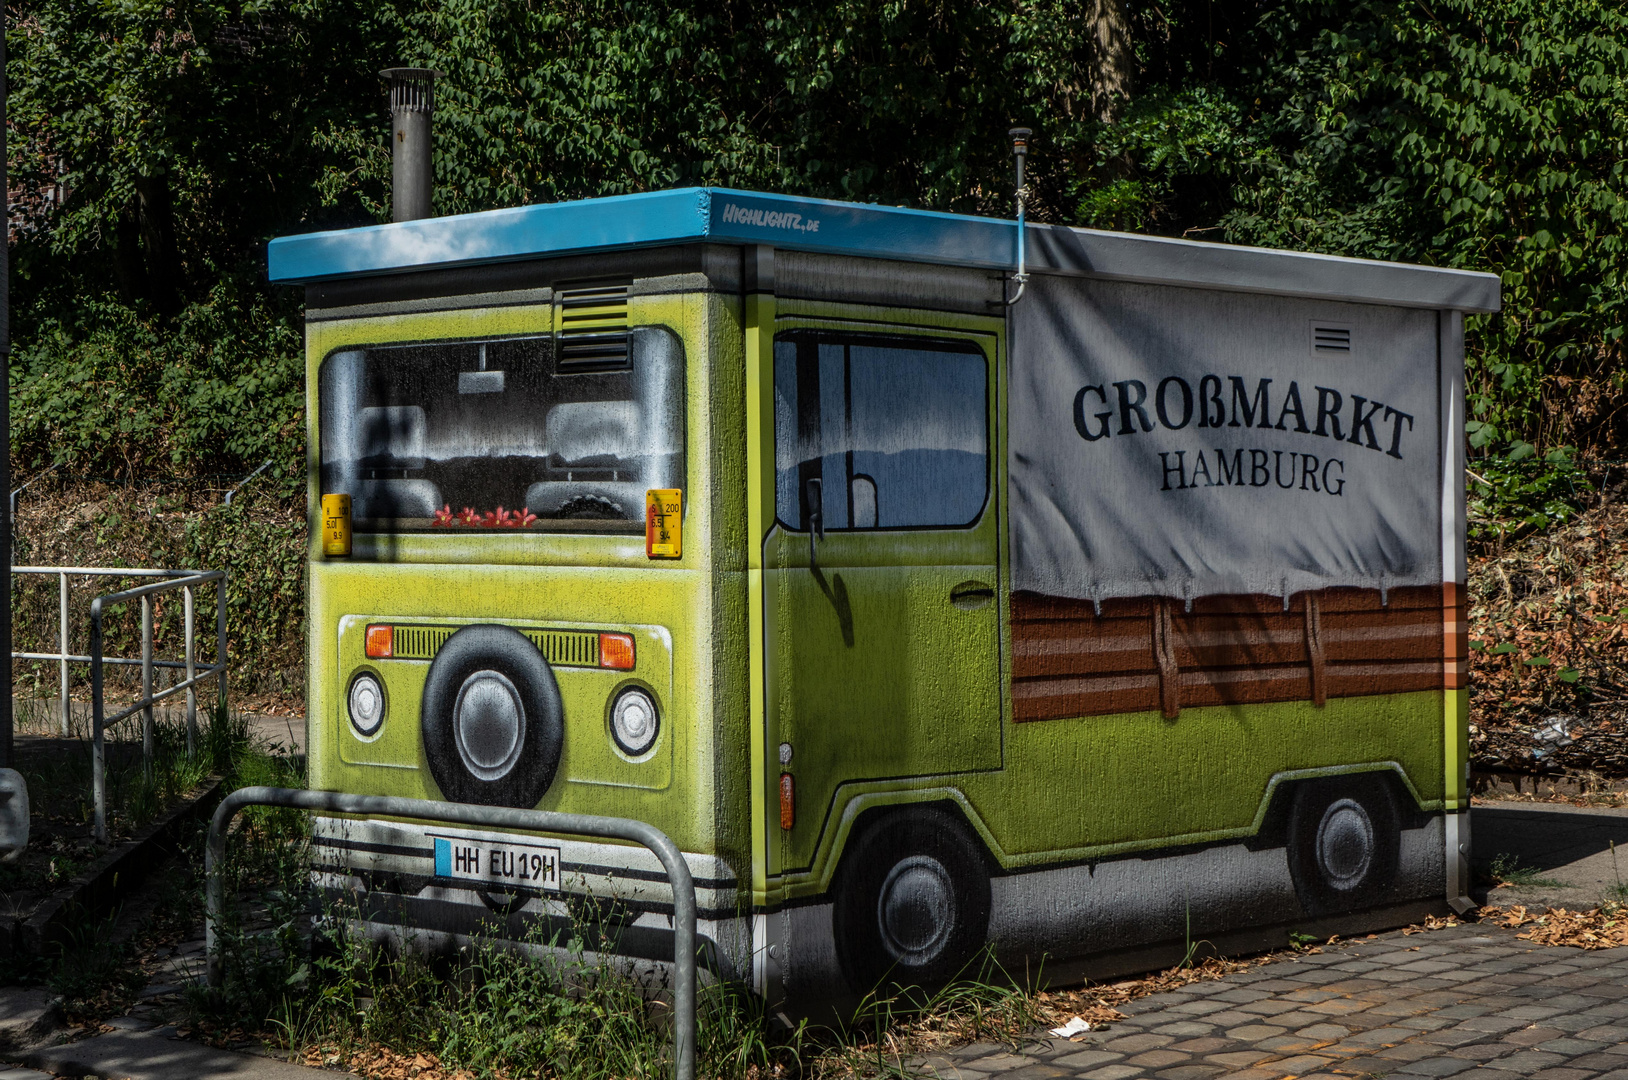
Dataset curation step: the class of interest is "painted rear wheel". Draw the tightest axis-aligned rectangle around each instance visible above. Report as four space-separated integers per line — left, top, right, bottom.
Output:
1286 774 1401 916
833 806 991 993
421 624 563 807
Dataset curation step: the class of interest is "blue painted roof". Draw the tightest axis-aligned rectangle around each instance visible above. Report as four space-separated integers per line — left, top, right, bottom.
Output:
267 187 1017 284
266 185 1502 313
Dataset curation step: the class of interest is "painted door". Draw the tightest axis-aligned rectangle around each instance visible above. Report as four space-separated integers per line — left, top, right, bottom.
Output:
763 326 1002 875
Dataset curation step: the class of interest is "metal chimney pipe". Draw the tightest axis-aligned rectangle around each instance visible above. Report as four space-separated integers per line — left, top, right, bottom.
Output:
381 68 441 222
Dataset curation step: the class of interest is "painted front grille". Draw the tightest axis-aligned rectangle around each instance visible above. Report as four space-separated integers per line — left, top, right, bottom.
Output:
527 629 600 667
392 625 455 660
388 625 600 667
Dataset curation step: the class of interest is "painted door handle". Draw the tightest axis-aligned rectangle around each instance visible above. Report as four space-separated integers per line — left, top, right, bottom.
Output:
950 581 995 610
803 477 824 570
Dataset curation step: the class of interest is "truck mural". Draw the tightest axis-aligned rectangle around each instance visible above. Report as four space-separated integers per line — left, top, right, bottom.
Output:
268 187 1499 1016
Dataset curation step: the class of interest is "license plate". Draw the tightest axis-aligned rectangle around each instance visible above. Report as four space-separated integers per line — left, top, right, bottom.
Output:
432 834 561 890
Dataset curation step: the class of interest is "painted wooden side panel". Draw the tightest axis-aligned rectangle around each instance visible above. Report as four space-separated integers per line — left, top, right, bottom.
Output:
1011 586 1445 721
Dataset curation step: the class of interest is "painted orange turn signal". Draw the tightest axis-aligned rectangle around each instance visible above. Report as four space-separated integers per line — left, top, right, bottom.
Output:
599 632 636 670
779 773 795 830
364 624 394 659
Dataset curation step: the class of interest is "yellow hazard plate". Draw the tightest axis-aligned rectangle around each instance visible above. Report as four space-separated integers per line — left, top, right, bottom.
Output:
321 493 352 557
645 489 682 558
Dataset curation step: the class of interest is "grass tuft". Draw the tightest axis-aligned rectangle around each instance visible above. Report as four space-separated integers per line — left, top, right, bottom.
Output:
1487 853 1567 889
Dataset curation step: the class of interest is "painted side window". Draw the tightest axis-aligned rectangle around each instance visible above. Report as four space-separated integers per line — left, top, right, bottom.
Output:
318 327 684 532
773 330 988 530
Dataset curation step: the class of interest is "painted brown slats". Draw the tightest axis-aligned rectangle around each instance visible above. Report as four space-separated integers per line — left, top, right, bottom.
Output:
1176 664 1313 708
1172 622 1308 668
1321 624 1443 662
1325 661 1444 697
1009 584 1446 722
1184 593 1303 616
1011 672 1160 721
1316 584 1442 612
1444 580 1468 691
1013 636 1156 678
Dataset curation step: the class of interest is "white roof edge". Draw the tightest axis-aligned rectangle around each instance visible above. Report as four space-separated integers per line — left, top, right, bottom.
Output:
1029 224 1502 314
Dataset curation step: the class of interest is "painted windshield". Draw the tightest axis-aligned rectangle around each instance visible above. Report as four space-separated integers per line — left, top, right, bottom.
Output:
318 327 684 532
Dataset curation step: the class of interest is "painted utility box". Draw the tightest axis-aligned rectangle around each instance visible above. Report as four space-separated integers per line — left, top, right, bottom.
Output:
268 188 1499 1013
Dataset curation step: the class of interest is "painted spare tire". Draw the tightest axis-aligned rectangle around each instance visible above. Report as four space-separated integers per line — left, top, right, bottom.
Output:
421 624 564 807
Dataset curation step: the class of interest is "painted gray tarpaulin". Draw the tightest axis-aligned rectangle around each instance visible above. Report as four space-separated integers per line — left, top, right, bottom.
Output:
1008 274 1442 603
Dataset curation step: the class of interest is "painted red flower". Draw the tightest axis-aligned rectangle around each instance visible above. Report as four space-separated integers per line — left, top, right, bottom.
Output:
432 504 455 526
514 507 538 528
456 506 480 526
482 506 508 527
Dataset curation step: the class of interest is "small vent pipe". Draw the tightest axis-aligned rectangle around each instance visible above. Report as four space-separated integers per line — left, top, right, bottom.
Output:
382 68 442 222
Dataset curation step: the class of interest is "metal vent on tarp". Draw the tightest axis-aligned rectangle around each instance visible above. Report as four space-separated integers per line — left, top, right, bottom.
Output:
1311 323 1353 354
554 283 631 370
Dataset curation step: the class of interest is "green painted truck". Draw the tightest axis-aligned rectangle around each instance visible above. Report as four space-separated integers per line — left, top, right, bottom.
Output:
268 187 1499 1011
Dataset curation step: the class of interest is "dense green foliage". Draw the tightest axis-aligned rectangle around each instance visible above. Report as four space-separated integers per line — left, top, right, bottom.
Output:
7 0 1625 485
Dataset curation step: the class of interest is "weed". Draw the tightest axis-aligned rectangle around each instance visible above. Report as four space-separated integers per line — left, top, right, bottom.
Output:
1287 931 1321 951
48 910 144 1018
1487 853 1566 889
1178 899 1213 968
202 889 807 1080
834 950 1047 1075
1605 841 1628 904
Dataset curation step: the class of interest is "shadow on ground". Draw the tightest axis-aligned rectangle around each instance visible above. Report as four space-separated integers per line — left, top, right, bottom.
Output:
1471 801 1628 907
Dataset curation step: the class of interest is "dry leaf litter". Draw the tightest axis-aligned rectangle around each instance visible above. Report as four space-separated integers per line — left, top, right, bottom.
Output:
1469 496 1628 777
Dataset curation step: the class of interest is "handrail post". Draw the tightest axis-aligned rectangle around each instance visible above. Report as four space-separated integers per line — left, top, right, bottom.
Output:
90 599 106 843
141 594 154 780
58 572 69 736
184 584 196 756
215 571 227 717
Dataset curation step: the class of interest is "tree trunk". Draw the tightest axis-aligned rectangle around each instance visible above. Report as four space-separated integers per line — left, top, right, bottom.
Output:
136 173 183 317
1086 0 1133 123
111 197 147 307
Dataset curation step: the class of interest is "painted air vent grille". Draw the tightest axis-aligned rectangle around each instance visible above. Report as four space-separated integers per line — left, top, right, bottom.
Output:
555 283 630 371
1311 324 1353 354
387 625 600 667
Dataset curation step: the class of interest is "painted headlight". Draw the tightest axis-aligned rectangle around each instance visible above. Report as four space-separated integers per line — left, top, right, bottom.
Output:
610 687 659 757
348 672 386 737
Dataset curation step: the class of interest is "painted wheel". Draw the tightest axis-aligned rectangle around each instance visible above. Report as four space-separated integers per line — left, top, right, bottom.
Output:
833 806 991 993
1286 774 1401 916
421 625 564 807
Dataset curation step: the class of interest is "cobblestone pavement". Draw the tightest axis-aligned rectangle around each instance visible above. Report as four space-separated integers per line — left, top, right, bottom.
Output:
925 922 1628 1080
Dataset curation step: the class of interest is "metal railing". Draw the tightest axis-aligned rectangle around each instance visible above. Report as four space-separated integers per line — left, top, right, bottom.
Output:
11 566 228 842
207 788 697 1080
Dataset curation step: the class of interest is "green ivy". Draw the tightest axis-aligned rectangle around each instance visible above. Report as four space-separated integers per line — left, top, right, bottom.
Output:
1466 444 1589 541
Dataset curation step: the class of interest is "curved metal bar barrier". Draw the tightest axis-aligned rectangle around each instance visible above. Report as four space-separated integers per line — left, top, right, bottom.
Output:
206 786 697 1080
